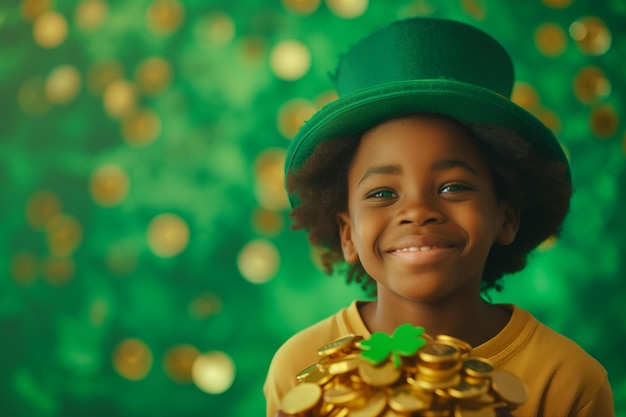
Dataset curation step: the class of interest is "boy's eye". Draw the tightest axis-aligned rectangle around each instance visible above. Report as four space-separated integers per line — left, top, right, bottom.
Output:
440 183 471 194
367 189 397 199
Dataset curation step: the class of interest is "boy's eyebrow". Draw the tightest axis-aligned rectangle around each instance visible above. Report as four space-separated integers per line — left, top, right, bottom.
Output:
358 160 480 186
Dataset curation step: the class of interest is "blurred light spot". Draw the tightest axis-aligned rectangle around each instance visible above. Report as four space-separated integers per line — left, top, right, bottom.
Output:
26 190 62 230
237 239 280 284
316 90 338 107
326 0 368 18
147 213 189 258
282 0 321 15
254 148 289 210
541 0 572 8
460 0 486 20
252 208 284 236
189 293 222 320
45 65 82 104
239 36 266 64
42 257 75 286
106 240 139 276
146 0 184 36
277 98 317 139
163 344 199 384
538 235 558 251
103 79 136 118
573 66 611 105
121 109 161 146
401 0 437 16
75 0 108 31
192 351 235 394
89 297 110 327
270 40 311 81
89 164 130 206
535 22 567 57
21 0 52 21
536 108 561 135
590 104 618 138
33 11 68 48
569 16 611 55
135 57 172 96
195 12 235 48
511 82 540 111
113 338 153 381
10 251 38 285
18 77 49 116
87 59 124 95
46 214 83 257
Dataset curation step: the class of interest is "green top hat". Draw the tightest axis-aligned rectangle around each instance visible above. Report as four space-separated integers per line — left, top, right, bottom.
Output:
285 17 570 207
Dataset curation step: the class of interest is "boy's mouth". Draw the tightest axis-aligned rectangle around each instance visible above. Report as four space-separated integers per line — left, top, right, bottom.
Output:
389 245 453 253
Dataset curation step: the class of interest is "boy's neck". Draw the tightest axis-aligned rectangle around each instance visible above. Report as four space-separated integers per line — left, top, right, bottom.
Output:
358 291 511 348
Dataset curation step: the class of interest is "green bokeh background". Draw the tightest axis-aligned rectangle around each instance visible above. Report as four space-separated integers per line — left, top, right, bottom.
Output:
1 0 625 416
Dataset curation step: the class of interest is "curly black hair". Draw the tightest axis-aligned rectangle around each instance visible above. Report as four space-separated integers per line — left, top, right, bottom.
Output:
287 113 572 296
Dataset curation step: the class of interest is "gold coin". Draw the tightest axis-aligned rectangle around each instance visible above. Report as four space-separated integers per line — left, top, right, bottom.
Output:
490 370 529 405
447 379 489 400
323 383 367 405
435 334 472 357
322 352 361 375
419 341 461 364
297 363 333 386
358 357 402 387
408 373 461 390
319 335 363 357
463 357 494 378
348 389 388 417
281 382 322 414
389 384 433 412
454 403 496 417
417 361 462 380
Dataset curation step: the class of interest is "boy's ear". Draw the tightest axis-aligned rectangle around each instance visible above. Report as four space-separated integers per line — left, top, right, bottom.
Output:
497 205 520 246
336 212 359 264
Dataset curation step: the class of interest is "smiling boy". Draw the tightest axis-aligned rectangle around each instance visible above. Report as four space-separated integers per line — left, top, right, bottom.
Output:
264 18 615 417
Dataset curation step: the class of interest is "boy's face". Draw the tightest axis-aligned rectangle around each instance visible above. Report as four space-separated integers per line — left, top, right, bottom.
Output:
336 116 519 303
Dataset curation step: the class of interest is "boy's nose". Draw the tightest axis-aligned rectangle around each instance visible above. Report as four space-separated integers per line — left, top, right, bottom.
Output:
395 194 445 226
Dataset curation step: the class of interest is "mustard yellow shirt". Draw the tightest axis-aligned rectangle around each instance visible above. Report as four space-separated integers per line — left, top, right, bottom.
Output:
264 301 614 417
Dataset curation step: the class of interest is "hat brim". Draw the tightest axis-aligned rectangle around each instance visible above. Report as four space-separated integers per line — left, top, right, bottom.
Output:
285 80 568 191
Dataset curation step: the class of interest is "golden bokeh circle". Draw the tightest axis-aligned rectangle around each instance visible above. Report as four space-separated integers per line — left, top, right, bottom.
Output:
146 0 185 36
147 213 189 258
121 109 162 146
11 251 39 285
589 105 619 139
538 235 558 251
282 0 321 15
189 293 222 320
75 0 109 31
277 98 317 139
192 351 236 394
573 66 611 105
252 208 284 236
42 257 75 286
89 164 130 207
237 239 281 284
270 40 311 81
569 16 612 56
113 338 153 381
461 0 486 21
103 79 136 118
536 108 561 135
254 148 289 210
535 22 567 57
135 57 172 96
194 12 236 48
18 77 49 116
511 82 540 112
163 344 200 384
26 190 62 230
87 60 124 96
326 0 369 19
33 11 68 48
541 0 572 8
21 0 52 21
45 65 82 104
46 214 83 257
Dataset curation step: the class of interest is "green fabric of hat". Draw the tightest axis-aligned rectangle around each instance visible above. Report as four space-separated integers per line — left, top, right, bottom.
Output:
285 17 570 207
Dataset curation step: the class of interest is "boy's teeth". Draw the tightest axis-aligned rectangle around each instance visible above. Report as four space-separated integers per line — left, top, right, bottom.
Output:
398 246 435 252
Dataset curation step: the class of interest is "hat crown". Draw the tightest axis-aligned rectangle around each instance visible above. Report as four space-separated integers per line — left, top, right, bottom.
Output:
334 18 514 98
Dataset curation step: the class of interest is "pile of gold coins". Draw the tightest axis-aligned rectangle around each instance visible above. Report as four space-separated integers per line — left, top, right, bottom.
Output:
280 333 528 417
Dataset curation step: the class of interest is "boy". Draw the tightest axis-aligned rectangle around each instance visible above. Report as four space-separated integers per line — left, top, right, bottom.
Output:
264 17 615 416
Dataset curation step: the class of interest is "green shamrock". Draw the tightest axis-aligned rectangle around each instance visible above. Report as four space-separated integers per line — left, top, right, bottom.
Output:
359 324 426 368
